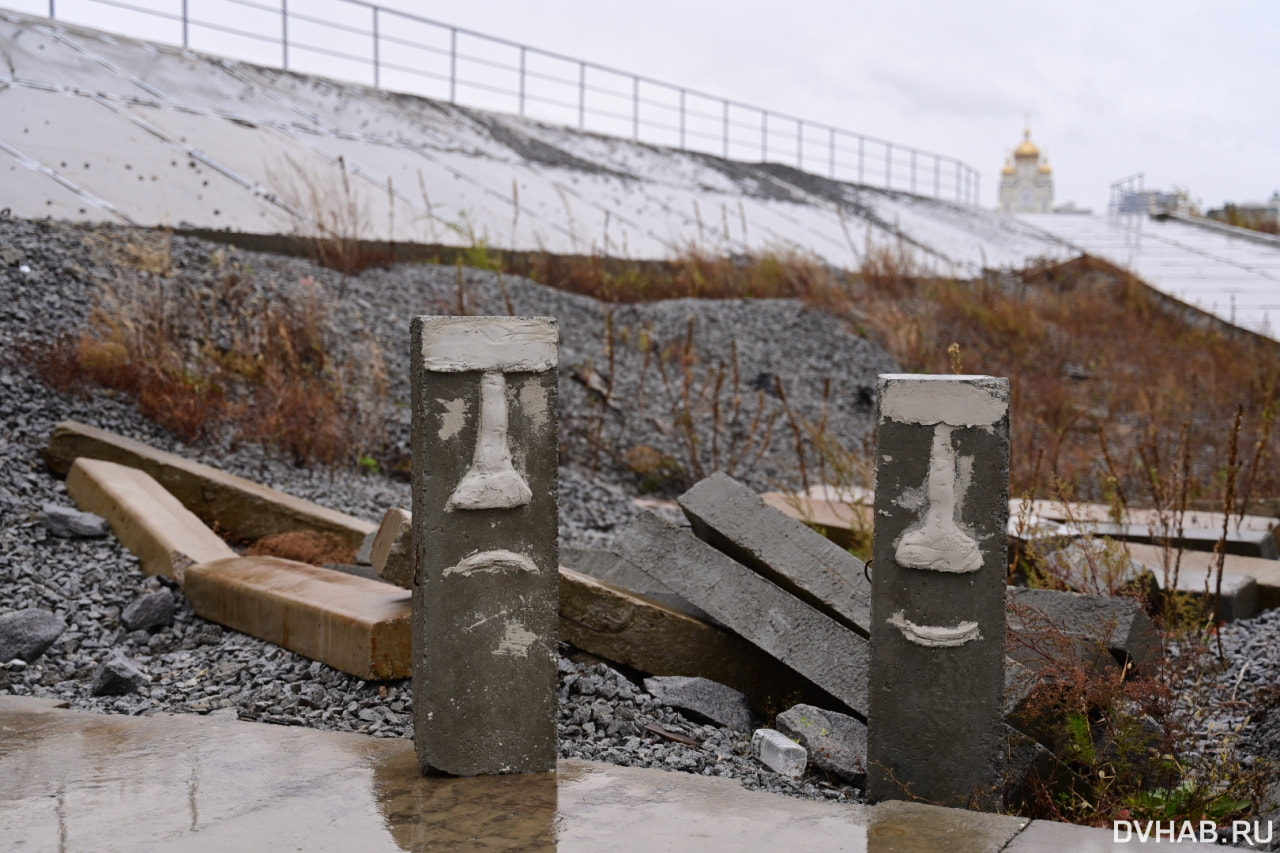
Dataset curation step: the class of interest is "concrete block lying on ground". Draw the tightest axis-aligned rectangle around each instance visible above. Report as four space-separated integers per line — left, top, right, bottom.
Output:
46 420 376 550
1007 587 1160 672
615 512 869 718
562 546 677 598
759 492 871 553
643 675 752 731
1041 540 1259 621
775 704 867 785
66 457 236 580
562 547 719 626
1012 498 1279 559
1091 522 1277 560
557 568 845 715
370 508 413 589
1129 543 1273 619
184 556 411 680
1004 724 1055 801
751 729 807 778
679 473 870 635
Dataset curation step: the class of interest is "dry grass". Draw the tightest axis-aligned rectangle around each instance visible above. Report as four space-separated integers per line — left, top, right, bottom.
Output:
475 241 1280 510
28 237 390 468
246 531 356 566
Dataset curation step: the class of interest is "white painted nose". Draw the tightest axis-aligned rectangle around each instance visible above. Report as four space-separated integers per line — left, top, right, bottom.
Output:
447 371 533 511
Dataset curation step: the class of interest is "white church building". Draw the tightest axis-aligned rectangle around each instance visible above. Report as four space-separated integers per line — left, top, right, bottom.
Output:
998 128 1054 214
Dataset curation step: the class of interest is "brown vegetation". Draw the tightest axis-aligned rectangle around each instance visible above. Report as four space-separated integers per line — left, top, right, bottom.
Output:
27 233 390 468
245 530 356 566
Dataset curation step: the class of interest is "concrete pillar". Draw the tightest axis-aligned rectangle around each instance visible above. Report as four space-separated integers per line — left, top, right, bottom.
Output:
868 375 1009 809
411 316 559 776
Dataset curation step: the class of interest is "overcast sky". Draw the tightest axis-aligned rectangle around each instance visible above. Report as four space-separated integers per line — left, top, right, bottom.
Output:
17 0 1278 213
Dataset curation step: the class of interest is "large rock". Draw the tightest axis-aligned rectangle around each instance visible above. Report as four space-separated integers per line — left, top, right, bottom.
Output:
38 503 109 538
120 589 176 633
775 703 867 785
0 609 66 663
91 654 149 696
615 512 869 718
643 675 752 731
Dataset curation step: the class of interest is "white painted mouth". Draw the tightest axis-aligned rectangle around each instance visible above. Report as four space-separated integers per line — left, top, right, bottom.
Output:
888 611 981 648
442 550 539 578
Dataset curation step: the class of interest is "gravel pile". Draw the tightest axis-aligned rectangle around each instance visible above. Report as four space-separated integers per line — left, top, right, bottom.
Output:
0 215 872 801
2 215 1278 813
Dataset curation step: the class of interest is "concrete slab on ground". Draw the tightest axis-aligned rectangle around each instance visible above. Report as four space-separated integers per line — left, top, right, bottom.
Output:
46 420 376 550
558 567 845 715
680 473 871 635
184 555 411 680
615 511 869 718
1011 499 1279 559
66 456 236 579
760 492 872 553
1128 542 1280 611
0 697 1234 851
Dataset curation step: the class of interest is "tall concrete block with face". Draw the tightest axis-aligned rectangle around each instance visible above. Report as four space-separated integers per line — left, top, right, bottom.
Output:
411 316 559 776
868 375 1009 810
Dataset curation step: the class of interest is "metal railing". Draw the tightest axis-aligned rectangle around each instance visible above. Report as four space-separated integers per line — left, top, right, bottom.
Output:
26 0 980 203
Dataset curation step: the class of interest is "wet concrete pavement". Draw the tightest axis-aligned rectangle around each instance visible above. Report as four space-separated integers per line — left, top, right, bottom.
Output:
0 696 1232 851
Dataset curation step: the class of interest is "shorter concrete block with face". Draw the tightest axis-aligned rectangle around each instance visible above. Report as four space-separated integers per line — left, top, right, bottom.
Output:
869 375 1009 810
752 729 808 778
411 316 559 777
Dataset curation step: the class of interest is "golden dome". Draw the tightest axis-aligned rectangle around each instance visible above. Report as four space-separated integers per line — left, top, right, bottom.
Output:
1014 128 1040 159
1039 158 1052 174
1002 157 1015 175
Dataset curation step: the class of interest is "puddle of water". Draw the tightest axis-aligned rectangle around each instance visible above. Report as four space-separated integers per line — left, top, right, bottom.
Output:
0 697 900 852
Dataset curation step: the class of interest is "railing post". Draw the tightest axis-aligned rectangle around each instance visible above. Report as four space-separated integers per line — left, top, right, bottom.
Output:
761 110 767 161
449 28 457 103
182 0 189 48
371 7 379 88
632 77 639 140
796 120 802 170
281 0 288 70
858 136 865 184
48 0 54 19
934 157 940 198
578 62 585 129
679 88 686 149
886 143 892 190
829 128 835 179
519 46 526 116
722 101 729 158
910 149 917 195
